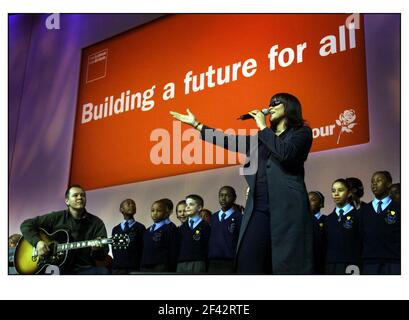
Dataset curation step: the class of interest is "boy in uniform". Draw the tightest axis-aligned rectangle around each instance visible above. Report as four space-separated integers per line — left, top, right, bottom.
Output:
111 199 146 274
208 186 242 274
177 194 210 273
360 171 400 275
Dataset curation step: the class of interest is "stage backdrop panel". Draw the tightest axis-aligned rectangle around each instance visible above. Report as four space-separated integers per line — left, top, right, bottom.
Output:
70 14 369 190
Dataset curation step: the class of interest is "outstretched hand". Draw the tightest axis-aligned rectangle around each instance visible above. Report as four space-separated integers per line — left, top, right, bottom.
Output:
169 108 196 126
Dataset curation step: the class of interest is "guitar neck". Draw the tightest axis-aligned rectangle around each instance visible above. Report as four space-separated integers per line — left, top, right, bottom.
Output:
56 238 111 252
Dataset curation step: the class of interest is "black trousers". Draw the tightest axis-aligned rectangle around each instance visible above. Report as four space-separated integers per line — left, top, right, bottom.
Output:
112 268 138 275
69 266 110 275
140 264 168 273
208 259 235 274
236 206 272 274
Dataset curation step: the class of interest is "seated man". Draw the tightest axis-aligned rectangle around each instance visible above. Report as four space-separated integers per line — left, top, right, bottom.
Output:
19 184 109 275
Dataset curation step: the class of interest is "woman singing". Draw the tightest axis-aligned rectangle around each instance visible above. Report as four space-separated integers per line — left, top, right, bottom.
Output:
170 93 313 274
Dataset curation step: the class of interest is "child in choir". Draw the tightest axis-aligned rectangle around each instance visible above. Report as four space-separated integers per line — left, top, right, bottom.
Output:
360 171 400 274
140 199 178 272
389 183 400 203
308 191 327 275
161 197 180 255
177 194 210 273
325 179 361 275
346 177 367 210
176 200 187 225
208 186 242 274
111 199 146 274
200 209 212 224
160 198 174 222
161 197 179 241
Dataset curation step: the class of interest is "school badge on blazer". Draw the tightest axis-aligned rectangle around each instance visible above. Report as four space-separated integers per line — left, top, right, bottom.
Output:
343 215 354 229
128 231 136 241
193 229 201 241
153 231 162 242
228 219 236 234
385 210 398 225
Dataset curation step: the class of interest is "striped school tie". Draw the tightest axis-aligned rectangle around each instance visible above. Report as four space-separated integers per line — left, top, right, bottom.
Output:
377 201 383 214
338 209 344 222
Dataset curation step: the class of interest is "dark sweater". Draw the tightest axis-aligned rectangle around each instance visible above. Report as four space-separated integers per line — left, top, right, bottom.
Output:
325 208 361 264
312 214 327 274
208 210 242 260
141 222 178 271
360 201 400 262
111 221 146 270
20 209 108 272
178 220 210 262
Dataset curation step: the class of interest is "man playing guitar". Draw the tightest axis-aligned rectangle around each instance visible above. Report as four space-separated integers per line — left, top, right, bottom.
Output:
19 184 110 275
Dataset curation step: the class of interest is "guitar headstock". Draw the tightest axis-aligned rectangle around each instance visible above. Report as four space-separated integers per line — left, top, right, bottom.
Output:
111 234 130 249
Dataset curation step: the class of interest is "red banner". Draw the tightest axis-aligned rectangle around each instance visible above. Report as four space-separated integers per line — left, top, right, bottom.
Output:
70 14 369 190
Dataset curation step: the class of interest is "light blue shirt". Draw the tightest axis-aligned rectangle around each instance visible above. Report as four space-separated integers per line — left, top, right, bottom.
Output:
121 219 136 231
150 219 167 232
314 212 322 220
188 215 202 229
335 203 354 217
218 207 234 222
372 196 392 213
164 218 172 224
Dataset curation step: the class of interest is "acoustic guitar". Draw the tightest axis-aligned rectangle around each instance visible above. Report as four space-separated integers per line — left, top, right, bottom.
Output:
14 228 129 275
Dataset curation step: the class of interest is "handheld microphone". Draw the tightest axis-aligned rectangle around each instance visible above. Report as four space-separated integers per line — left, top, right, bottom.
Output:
237 108 270 120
